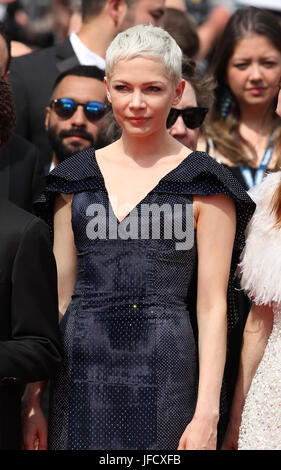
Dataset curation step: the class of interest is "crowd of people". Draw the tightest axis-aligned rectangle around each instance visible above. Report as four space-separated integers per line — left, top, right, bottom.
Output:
0 0 280 452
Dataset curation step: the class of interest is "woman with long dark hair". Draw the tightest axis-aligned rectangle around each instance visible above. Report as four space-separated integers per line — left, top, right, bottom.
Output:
198 7 281 190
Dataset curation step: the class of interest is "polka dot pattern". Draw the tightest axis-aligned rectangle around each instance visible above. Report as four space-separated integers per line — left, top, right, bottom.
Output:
37 148 256 450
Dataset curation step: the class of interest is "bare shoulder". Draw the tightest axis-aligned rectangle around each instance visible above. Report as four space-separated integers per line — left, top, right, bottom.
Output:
194 192 235 207
193 193 236 221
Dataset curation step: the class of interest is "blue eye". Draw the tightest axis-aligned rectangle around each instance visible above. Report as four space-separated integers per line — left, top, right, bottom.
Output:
147 86 161 92
114 85 129 92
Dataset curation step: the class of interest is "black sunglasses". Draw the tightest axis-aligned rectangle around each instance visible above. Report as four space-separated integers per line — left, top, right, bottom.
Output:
166 106 208 129
50 98 106 122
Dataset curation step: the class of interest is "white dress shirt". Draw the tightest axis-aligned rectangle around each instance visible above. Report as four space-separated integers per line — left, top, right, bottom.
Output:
69 32 106 70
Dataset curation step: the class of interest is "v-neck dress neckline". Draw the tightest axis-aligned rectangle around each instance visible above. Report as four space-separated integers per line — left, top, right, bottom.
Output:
91 150 195 223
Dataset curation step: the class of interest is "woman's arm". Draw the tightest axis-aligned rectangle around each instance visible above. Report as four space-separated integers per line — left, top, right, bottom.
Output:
22 193 77 450
178 194 236 450
222 303 274 449
53 193 77 320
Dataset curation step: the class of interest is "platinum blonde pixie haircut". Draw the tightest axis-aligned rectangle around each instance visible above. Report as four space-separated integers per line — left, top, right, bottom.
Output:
105 24 183 85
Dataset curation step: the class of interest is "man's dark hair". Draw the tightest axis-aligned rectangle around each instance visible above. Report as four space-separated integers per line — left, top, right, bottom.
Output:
164 8 199 59
81 0 107 20
0 22 11 73
81 0 135 22
52 65 105 92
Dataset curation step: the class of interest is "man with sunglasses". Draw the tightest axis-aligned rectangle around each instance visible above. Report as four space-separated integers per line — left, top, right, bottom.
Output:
45 65 107 173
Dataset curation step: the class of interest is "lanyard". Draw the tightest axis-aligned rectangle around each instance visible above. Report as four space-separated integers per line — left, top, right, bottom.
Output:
239 142 274 190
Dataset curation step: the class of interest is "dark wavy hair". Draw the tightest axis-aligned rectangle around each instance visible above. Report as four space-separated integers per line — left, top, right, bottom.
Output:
0 77 16 147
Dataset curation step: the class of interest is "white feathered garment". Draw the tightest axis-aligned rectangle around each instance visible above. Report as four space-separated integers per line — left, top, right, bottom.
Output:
238 171 281 307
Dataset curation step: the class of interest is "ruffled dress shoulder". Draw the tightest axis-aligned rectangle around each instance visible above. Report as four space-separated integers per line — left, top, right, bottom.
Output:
37 147 255 253
238 171 281 307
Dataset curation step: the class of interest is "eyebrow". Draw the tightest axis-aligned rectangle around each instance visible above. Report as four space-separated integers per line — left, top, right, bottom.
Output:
232 54 280 60
111 80 166 85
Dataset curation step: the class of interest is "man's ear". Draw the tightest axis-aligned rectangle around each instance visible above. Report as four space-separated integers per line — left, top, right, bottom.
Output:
104 76 112 103
172 79 185 106
108 0 128 27
45 106 51 130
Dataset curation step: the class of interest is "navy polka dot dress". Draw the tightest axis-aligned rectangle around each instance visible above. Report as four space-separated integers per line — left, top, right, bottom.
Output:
37 148 255 450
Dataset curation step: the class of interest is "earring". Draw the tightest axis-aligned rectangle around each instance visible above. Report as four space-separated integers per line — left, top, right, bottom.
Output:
220 86 233 119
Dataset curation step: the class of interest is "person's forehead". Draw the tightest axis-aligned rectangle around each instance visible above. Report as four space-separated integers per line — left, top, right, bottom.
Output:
177 81 197 109
230 33 281 60
53 75 106 99
110 56 171 83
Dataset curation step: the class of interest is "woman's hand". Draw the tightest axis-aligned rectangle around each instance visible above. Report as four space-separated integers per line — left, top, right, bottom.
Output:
177 415 218 450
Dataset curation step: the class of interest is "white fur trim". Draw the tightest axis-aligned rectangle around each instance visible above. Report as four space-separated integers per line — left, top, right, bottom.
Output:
238 172 281 306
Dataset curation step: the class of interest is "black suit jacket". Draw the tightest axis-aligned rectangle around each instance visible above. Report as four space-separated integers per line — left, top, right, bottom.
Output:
0 199 62 449
0 133 46 213
9 38 80 166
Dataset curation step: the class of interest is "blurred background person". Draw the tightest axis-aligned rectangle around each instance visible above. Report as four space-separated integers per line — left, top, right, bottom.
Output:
51 0 75 42
45 65 107 173
198 7 281 190
163 7 199 61
0 21 45 213
197 7 281 368
167 57 214 150
1 0 54 50
67 0 82 36
9 0 166 168
235 1 281 20
166 0 235 67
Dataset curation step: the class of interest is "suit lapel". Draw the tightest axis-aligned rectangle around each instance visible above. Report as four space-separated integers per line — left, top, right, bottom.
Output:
55 38 80 74
0 148 10 200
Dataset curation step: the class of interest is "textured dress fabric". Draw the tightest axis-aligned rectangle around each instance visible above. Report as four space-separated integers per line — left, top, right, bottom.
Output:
36 148 255 450
238 172 281 450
